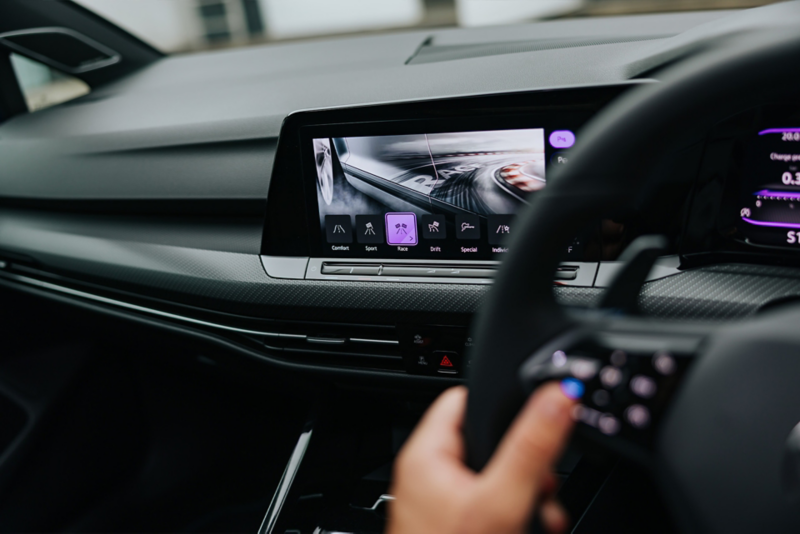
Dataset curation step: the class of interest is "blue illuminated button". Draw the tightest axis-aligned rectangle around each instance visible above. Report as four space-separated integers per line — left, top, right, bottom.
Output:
549 130 575 149
560 378 585 400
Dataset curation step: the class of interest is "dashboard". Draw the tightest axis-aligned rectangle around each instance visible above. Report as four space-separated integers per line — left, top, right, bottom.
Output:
1 6 800 386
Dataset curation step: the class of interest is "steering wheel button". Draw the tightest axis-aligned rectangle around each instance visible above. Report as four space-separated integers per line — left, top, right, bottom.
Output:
625 404 651 429
598 414 621 436
610 349 627 367
573 404 599 426
572 398 621 437
570 358 600 380
600 366 623 388
653 351 677 375
552 350 567 367
592 389 610 407
560 378 585 399
630 375 657 398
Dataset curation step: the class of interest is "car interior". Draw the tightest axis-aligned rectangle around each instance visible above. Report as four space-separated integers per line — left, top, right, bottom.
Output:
2 1 800 532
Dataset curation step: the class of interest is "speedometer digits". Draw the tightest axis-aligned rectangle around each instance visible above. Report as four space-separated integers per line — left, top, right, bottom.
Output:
782 171 800 186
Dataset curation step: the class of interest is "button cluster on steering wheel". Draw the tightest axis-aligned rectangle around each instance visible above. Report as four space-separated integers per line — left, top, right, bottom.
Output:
520 335 696 462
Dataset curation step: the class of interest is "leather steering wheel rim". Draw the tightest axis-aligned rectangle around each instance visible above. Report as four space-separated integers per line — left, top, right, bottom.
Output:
464 26 800 532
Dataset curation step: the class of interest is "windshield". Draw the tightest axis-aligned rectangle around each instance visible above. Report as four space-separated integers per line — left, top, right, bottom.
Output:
74 0 782 54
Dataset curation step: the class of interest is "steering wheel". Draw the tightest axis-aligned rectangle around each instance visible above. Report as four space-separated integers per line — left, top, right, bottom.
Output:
464 28 800 532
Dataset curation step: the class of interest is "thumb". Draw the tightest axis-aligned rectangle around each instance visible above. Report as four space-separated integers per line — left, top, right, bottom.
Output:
480 382 576 518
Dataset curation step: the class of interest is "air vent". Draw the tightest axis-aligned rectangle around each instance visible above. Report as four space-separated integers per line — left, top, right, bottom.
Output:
406 34 673 65
260 323 404 371
0 27 120 74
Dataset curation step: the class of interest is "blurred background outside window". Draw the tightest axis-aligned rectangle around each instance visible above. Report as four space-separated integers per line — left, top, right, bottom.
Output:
9 53 90 112
74 0 783 55
6 0 784 113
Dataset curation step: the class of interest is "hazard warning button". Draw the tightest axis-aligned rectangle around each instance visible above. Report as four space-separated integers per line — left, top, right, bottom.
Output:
433 351 460 375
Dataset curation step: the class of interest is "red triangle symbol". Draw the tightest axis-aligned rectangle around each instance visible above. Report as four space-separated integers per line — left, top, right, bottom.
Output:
440 355 454 367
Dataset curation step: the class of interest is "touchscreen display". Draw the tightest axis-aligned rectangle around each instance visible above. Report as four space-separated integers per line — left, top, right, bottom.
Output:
312 128 569 260
738 128 800 247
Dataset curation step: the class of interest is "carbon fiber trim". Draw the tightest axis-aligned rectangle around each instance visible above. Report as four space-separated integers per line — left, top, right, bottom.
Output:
638 264 800 319
562 264 800 319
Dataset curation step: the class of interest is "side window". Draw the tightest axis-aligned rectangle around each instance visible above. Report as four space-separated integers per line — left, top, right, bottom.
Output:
9 53 90 112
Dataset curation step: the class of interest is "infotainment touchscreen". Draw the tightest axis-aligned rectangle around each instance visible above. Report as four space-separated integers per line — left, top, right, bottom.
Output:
310 128 571 260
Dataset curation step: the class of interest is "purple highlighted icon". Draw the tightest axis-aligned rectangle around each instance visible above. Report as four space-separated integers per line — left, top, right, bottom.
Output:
385 212 418 246
549 130 575 149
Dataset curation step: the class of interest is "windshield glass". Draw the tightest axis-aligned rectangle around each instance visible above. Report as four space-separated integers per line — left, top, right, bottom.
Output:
74 0 782 54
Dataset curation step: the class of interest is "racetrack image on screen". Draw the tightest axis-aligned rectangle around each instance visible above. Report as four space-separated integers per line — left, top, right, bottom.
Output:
314 128 546 221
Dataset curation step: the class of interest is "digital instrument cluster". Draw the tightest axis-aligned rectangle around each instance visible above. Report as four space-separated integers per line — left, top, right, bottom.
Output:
738 127 800 248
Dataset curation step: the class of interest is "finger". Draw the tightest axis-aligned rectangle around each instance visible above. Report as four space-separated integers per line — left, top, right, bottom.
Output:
540 498 570 534
482 382 575 504
402 386 468 462
539 472 559 499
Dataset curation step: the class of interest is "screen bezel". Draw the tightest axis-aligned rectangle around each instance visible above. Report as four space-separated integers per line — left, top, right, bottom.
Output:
261 85 641 258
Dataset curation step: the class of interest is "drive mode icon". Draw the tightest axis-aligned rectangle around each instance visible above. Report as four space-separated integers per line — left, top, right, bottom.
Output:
355 215 385 244
488 215 514 245
456 214 480 240
422 214 447 240
325 215 352 244
385 213 418 246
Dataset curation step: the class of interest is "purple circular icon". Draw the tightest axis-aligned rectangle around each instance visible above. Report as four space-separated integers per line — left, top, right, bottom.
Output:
549 130 575 149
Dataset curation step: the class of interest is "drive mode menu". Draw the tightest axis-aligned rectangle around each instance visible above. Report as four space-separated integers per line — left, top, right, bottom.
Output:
324 212 516 257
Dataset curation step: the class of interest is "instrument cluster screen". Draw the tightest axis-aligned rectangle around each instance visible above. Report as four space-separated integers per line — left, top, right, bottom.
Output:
311 128 577 260
739 128 800 248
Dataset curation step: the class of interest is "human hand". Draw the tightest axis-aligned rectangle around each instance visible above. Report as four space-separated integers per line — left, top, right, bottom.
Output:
387 383 575 534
